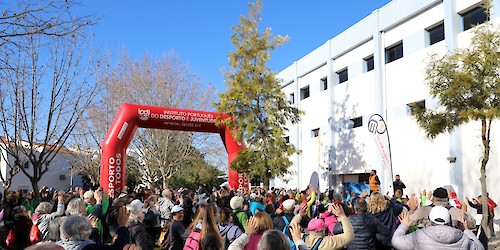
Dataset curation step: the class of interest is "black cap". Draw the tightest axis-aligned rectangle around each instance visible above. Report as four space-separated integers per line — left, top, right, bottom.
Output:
433 187 448 199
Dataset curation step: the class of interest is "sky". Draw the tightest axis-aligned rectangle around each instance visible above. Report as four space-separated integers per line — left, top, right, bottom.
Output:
81 1 392 92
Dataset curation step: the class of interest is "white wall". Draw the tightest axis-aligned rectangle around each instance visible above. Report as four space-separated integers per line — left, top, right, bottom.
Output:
277 0 500 224
0 148 83 193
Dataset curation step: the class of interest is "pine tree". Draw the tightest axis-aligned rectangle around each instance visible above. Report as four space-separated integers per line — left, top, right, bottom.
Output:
215 0 301 184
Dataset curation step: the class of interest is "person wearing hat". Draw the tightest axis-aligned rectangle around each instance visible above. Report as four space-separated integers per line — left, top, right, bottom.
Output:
169 205 186 250
230 196 248 231
409 187 476 230
302 204 354 250
273 199 309 244
392 206 484 249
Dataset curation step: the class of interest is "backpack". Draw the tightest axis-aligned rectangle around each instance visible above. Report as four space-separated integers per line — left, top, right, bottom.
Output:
6 228 15 249
160 222 173 250
281 216 296 250
302 234 323 250
183 230 202 250
220 226 232 250
29 224 42 244
232 211 245 231
144 208 158 228
105 205 120 229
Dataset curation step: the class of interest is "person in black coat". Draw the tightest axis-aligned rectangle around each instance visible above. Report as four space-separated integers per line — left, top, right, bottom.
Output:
368 192 403 249
127 201 154 250
346 198 390 250
11 205 32 250
393 175 406 195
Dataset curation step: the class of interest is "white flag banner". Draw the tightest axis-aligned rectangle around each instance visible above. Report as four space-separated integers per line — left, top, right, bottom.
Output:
367 114 393 193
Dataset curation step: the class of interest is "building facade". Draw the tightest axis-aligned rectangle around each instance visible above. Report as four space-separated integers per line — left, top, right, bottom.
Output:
0 141 84 193
275 0 500 213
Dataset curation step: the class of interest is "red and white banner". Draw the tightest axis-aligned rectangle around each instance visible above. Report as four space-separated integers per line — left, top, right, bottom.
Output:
367 114 392 170
101 103 249 197
367 114 394 193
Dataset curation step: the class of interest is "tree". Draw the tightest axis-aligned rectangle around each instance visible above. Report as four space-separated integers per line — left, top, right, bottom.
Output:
169 147 224 190
412 12 499 233
0 0 97 198
215 0 301 184
83 51 224 189
0 0 95 64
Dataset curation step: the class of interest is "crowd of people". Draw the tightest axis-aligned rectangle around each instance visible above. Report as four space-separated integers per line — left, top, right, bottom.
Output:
0 173 497 250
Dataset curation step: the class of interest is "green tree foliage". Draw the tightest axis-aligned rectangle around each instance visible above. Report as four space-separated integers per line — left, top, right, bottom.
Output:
215 0 301 184
167 147 224 190
412 17 500 232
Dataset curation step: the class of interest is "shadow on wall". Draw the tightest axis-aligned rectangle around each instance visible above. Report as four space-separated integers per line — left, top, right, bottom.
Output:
322 88 367 182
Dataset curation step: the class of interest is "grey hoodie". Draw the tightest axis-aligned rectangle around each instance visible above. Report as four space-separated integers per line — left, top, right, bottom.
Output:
391 224 484 250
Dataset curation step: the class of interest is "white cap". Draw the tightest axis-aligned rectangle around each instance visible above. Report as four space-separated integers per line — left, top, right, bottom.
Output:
230 196 244 210
171 205 184 213
83 190 94 199
130 199 144 208
429 205 450 225
197 194 209 206
282 199 295 211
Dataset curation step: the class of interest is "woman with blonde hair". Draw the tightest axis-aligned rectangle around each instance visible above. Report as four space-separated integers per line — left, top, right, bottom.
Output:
367 191 403 249
228 212 274 250
186 204 222 250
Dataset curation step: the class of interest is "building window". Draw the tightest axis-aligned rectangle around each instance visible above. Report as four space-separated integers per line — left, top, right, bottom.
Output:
320 77 328 91
427 22 445 45
284 136 289 143
300 86 310 100
311 128 320 137
350 117 363 128
385 41 403 63
289 93 295 104
364 55 374 72
337 68 348 83
407 100 426 115
462 7 489 31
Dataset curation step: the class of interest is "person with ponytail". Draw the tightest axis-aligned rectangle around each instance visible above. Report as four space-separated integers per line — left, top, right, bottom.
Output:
185 204 223 250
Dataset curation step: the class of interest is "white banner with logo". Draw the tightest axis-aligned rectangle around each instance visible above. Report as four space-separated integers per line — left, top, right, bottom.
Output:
367 114 393 192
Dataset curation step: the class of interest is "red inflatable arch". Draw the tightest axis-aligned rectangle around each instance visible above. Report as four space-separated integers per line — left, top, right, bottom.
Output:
100 103 248 197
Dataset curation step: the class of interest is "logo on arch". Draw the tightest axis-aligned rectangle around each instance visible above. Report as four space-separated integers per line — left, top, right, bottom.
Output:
138 109 151 121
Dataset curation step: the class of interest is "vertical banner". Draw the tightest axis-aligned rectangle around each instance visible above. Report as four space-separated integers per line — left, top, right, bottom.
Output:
309 171 320 191
367 114 393 193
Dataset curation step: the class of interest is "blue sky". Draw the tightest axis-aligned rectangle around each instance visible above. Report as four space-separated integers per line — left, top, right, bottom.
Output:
82 1 391 91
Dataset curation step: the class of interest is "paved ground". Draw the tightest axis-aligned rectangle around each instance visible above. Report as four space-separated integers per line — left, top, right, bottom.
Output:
490 232 500 249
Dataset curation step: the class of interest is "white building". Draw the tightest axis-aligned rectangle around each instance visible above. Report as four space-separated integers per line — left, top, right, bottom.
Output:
0 139 84 193
276 0 500 216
